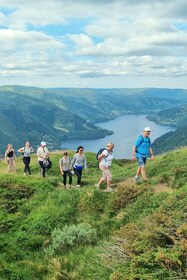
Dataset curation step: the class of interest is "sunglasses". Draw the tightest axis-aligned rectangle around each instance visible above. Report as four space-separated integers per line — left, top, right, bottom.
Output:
79 149 84 151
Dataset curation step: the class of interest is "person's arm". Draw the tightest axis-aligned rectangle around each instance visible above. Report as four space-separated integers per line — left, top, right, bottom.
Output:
45 147 49 158
83 156 87 170
70 155 76 169
59 159 64 174
149 147 155 159
17 147 24 153
12 149 16 159
4 150 7 161
98 150 108 161
132 145 136 160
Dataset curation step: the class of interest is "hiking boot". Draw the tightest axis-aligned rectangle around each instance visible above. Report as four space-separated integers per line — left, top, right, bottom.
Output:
76 184 81 188
106 187 114 192
134 176 140 182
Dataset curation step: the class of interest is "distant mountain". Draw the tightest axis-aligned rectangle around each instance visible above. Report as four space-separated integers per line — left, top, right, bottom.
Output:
0 90 112 153
148 104 187 128
148 104 187 154
152 126 187 154
0 85 187 154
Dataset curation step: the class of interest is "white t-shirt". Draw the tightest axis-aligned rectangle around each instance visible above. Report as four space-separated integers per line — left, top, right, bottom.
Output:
100 150 113 167
37 146 49 162
59 157 71 171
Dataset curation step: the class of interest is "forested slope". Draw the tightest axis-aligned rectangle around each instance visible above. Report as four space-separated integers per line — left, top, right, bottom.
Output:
0 85 187 154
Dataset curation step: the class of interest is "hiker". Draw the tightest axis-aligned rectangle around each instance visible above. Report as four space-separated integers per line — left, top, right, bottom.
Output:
18 141 34 176
37 141 49 178
71 146 87 188
95 141 115 192
59 151 72 187
4 144 16 173
132 127 154 181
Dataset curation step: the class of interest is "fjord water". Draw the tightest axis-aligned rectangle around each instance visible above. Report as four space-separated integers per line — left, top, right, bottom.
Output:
61 115 174 159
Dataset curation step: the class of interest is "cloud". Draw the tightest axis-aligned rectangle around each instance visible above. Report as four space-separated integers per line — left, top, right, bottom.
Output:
0 0 186 88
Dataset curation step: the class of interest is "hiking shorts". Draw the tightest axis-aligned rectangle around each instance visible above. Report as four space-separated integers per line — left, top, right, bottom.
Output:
137 156 147 167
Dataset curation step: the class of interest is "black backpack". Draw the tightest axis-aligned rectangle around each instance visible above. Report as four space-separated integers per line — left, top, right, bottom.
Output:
43 158 52 169
96 148 108 160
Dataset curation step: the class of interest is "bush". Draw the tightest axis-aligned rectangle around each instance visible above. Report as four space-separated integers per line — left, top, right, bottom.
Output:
45 223 97 256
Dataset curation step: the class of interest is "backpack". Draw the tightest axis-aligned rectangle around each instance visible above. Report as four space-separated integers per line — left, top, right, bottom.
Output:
96 148 108 160
136 135 151 154
43 158 52 169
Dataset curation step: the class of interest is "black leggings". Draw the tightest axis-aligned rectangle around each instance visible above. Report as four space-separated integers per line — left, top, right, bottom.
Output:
73 168 82 185
63 170 72 186
39 161 46 177
23 156 31 175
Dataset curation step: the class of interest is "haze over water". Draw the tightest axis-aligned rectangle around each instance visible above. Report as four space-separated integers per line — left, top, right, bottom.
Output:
61 115 174 159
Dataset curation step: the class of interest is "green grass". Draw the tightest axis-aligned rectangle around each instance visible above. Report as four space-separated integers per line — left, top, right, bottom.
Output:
0 149 187 279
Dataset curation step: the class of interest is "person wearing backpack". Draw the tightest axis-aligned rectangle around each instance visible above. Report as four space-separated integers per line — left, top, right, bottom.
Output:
18 141 34 176
132 127 154 182
59 151 72 188
37 141 49 178
95 141 114 192
71 146 87 188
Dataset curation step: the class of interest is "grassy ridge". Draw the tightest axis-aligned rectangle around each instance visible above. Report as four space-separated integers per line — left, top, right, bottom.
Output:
0 149 186 279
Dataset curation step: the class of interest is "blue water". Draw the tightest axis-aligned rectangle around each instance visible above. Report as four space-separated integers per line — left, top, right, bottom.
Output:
61 115 174 159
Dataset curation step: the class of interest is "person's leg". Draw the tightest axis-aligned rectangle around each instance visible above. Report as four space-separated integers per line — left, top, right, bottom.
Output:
7 159 11 173
39 161 45 177
27 157 31 175
10 158 14 172
67 170 72 185
135 166 141 177
135 157 147 181
23 157 27 173
96 163 107 187
74 168 82 185
140 158 147 180
63 171 67 186
105 169 112 188
23 157 31 174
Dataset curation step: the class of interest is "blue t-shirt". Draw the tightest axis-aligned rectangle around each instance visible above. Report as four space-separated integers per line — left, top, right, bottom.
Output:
135 135 151 158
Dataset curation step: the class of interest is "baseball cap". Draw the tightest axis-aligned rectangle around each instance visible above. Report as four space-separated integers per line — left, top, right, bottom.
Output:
41 141 46 146
144 127 151 132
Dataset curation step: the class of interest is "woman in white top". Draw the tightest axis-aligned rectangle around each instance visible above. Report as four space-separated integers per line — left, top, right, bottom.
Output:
59 151 72 187
18 141 34 176
37 141 49 177
95 141 114 192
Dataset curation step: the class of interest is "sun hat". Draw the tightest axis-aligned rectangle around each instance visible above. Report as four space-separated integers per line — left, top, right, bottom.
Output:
144 127 151 132
41 141 46 146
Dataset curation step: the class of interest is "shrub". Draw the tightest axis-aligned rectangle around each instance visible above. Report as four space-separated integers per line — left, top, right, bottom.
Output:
45 223 97 256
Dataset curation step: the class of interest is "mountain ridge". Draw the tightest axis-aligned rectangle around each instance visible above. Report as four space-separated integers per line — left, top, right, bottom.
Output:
1 85 187 154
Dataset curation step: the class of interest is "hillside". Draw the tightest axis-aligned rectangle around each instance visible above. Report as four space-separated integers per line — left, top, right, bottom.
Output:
149 104 187 154
152 126 187 155
0 148 186 279
0 86 187 154
148 104 187 128
0 89 112 153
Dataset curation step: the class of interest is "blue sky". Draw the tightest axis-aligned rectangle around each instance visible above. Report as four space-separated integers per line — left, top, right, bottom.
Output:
0 0 187 89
